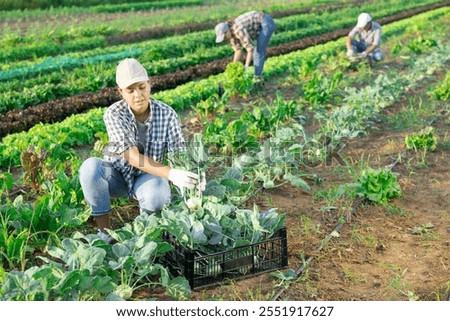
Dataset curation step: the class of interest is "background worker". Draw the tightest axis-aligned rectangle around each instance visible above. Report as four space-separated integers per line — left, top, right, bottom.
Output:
215 10 276 78
79 58 199 242
346 13 384 64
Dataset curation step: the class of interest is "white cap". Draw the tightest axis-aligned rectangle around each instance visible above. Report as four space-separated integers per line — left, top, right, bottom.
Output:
116 58 149 89
357 13 372 28
215 22 229 43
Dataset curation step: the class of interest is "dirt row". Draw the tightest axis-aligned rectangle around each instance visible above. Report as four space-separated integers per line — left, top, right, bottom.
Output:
1 1 448 139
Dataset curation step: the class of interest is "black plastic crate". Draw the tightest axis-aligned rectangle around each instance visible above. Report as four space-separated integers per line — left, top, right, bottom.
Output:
162 227 288 289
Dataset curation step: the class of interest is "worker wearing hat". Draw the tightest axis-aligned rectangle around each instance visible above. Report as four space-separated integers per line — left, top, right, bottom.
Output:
215 11 276 78
346 13 384 63
79 58 203 242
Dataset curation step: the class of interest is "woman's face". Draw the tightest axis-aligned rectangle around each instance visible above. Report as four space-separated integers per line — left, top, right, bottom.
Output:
119 81 151 115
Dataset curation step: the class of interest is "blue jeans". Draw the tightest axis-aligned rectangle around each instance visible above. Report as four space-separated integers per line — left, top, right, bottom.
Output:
254 14 276 76
351 39 384 61
79 157 171 217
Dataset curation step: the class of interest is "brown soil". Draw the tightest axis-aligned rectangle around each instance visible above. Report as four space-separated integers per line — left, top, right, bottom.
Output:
272 121 449 301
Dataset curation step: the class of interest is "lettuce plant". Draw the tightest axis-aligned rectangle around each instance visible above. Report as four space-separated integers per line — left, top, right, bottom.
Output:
405 126 438 151
355 168 402 205
432 72 450 101
222 62 254 98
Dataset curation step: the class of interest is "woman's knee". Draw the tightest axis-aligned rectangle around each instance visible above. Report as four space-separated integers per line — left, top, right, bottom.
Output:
137 179 171 212
79 157 104 184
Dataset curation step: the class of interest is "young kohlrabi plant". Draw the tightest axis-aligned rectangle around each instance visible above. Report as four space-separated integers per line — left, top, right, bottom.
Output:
168 133 207 207
235 125 311 192
159 198 284 254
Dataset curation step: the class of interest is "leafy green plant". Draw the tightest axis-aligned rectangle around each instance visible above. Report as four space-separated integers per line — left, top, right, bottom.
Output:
289 55 321 79
1 254 115 300
203 166 252 205
353 168 402 205
204 118 259 154
223 62 254 98
193 93 228 118
0 172 13 198
405 126 438 151
303 70 343 106
92 131 109 157
406 37 437 54
106 216 190 301
0 210 31 270
432 71 450 101
0 108 106 168
391 42 403 56
241 126 311 191
160 196 284 253
242 93 298 138
270 268 298 287
342 266 366 285
1 213 190 301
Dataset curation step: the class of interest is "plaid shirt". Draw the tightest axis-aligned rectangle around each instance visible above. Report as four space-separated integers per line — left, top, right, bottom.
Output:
229 11 264 52
104 98 185 194
349 21 382 47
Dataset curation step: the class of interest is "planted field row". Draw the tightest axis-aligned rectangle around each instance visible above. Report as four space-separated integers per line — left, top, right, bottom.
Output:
0 0 205 12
